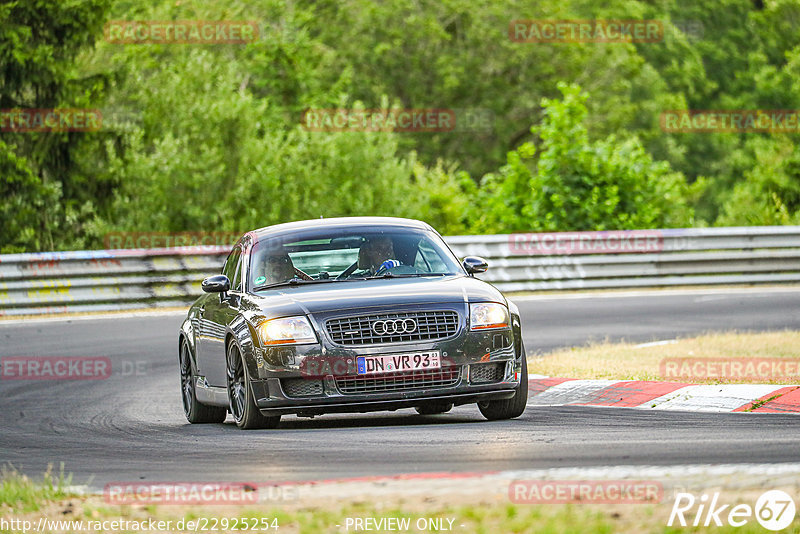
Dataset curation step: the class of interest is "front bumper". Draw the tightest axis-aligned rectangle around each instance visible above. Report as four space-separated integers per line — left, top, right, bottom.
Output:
247 304 522 417
253 385 517 416
250 361 519 416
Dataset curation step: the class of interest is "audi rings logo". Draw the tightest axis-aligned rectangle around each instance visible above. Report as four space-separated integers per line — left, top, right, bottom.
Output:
372 318 418 335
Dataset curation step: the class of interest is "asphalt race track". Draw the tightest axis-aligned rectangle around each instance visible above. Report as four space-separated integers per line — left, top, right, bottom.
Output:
1 287 799 488
516 286 800 352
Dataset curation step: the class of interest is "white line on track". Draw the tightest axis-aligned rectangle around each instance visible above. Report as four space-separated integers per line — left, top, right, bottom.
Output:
497 462 800 480
527 379 618 405
634 339 678 348
0 309 187 326
4 286 800 324
68 463 800 495
509 285 800 301
645 384 784 412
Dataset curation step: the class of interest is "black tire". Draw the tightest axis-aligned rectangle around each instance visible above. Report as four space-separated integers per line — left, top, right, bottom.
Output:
226 342 281 430
478 352 528 421
415 402 454 415
180 340 226 424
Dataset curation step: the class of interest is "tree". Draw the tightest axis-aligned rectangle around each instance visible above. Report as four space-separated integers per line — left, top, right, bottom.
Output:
0 139 59 252
0 0 111 250
717 136 800 225
471 83 695 233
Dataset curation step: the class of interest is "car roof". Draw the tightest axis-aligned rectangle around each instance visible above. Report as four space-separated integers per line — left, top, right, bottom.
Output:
247 217 433 241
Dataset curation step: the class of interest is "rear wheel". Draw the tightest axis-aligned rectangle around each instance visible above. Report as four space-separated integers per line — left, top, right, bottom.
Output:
415 402 454 415
478 352 528 421
180 340 226 424
226 342 280 430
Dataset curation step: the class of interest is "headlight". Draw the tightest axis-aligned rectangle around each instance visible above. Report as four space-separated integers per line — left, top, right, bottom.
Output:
470 303 509 330
257 316 317 345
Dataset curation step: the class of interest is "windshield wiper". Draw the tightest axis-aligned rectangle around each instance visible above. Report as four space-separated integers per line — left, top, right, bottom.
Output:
253 278 337 291
364 273 449 279
365 272 396 279
253 276 378 290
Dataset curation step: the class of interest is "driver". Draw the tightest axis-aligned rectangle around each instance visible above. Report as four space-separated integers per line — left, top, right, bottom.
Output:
256 251 312 285
359 236 401 274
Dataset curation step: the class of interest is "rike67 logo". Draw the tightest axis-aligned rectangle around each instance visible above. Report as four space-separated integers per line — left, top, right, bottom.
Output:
669 490 796 531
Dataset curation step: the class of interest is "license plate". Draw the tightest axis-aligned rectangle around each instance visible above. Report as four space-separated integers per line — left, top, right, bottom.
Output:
356 351 441 375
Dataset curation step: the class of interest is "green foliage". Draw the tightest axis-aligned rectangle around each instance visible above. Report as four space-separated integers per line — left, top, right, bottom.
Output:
717 136 800 225
0 139 59 253
2 0 800 252
80 0 473 243
0 0 111 251
0 466 71 512
88 32 469 238
471 84 695 233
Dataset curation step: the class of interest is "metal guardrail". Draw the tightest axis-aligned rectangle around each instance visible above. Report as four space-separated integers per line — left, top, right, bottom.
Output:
1 226 799 316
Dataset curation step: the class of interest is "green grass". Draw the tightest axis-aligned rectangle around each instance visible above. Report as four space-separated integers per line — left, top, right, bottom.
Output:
0 466 72 513
529 330 800 385
152 504 618 534
3 469 800 533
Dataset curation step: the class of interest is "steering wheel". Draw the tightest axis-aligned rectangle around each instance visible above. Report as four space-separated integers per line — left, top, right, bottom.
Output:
374 259 402 276
336 261 359 280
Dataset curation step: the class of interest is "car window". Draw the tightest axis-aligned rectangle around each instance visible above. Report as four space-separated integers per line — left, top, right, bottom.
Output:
231 256 242 291
289 248 360 275
222 247 242 291
414 239 449 273
249 227 462 289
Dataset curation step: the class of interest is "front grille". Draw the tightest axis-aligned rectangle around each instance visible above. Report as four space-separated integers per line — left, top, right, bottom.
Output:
326 311 459 346
469 362 505 384
281 378 323 397
335 367 461 395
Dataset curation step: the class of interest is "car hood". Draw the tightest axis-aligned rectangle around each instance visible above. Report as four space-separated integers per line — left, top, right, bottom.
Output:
245 275 505 318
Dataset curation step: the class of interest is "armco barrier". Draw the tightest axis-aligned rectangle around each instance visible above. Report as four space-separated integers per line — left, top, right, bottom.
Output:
0 247 229 316
1 226 800 316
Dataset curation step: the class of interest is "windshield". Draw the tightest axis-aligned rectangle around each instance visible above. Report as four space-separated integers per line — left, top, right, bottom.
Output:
249 226 463 290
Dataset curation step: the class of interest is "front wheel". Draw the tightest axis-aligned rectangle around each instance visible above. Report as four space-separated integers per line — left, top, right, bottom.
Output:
180 340 226 424
227 342 280 430
478 353 528 421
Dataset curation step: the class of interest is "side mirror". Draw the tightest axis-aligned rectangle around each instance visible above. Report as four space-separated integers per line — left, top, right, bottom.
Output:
202 274 230 294
462 256 489 275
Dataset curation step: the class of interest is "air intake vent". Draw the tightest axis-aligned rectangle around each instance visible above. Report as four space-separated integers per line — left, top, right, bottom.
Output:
335 367 461 395
469 362 504 384
281 378 323 397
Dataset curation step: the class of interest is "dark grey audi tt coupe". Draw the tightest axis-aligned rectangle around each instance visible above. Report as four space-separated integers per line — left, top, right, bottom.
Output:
178 217 527 429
